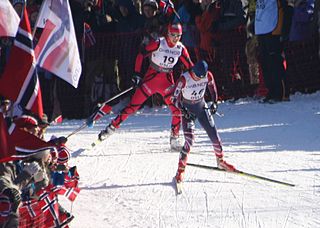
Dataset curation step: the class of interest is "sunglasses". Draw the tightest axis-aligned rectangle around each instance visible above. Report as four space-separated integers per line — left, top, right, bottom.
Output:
169 33 182 38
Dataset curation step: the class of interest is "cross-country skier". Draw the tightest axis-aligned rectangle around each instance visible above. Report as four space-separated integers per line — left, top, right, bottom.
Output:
171 60 235 183
98 23 194 150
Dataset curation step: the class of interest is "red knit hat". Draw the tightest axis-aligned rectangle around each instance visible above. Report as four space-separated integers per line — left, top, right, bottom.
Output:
14 115 38 129
57 145 71 164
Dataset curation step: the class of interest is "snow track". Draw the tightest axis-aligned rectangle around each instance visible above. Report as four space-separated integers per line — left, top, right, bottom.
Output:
51 93 320 228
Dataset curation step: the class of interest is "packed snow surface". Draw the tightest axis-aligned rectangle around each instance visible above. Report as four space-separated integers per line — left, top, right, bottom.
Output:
48 92 320 228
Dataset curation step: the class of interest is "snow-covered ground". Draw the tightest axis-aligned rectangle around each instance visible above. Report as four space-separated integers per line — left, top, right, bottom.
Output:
47 92 320 228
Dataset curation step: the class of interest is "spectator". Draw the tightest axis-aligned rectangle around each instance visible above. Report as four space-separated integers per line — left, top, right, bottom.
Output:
289 0 315 42
81 0 121 110
115 0 145 32
83 0 119 33
0 38 13 75
211 0 246 101
36 114 50 140
195 0 220 63
11 115 75 227
26 0 41 30
141 0 165 45
0 154 48 228
113 0 145 90
173 0 202 61
12 0 25 17
0 114 50 228
245 0 262 96
255 0 292 103
0 98 11 119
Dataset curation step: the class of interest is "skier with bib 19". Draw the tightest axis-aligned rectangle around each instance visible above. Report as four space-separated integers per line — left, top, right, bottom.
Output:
98 23 194 151
171 60 235 183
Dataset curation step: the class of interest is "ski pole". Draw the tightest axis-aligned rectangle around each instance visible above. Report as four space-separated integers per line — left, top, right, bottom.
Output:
203 107 224 117
100 86 134 106
66 86 134 138
187 163 295 187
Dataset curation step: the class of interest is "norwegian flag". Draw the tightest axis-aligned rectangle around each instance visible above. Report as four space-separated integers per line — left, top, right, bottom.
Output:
0 6 43 118
51 115 63 125
37 185 76 227
0 115 15 161
19 199 46 228
58 210 73 228
83 22 96 48
55 186 80 202
64 166 80 189
34 0 82 88
159 0 175 17
0 124 56 163
87 103 112 125
0 0 20 37
37 188 60 228
19 199 42 218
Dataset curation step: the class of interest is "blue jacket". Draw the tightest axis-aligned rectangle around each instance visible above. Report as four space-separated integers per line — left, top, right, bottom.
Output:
255 0 279 35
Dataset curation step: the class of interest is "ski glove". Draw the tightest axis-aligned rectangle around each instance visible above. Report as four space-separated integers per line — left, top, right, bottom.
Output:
132 75 142 87
210 102 218 115
50 136 68 145
23 161 42 177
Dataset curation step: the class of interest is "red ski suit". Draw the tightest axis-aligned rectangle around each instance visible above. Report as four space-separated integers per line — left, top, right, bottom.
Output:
111 37 193 136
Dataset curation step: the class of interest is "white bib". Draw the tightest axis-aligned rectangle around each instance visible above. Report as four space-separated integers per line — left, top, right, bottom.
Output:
151 37 183 69
182 72 208 101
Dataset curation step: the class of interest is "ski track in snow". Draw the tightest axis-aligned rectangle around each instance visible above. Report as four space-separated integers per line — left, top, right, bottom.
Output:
49 92 320 228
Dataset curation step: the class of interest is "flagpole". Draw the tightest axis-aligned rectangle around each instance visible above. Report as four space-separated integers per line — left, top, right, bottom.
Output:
82 22 85 64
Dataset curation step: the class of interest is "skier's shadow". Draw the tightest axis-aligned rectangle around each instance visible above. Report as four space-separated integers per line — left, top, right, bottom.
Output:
71 148 86 157
80 179 241 191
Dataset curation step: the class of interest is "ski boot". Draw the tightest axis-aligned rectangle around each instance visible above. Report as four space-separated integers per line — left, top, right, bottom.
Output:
170 134 182 152
216 157 236 172
175 161 186 183
98 124 116 141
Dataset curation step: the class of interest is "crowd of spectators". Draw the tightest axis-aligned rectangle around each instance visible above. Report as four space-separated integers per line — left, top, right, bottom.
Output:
0 104 80 227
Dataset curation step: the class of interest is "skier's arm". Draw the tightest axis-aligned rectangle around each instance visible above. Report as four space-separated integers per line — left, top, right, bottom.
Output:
179 46 194 70
134 40 160 75
171 76 186 107
207 71 218 103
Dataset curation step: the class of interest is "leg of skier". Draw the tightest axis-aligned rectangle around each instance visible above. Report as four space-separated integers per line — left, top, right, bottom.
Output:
197 102 235 171
163 93 182 151
98 83 153 140
175 114 195 183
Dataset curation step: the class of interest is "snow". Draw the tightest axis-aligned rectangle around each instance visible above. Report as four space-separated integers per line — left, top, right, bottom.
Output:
47 92 320 228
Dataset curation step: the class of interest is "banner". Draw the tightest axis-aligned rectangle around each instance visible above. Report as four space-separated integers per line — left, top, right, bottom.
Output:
35 0 82 88
0 7 43 118
0 0 20 37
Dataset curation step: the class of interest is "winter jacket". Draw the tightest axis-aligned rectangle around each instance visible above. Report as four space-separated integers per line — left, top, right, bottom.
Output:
0 162 31 193
115 0 145 32
173 0 202 48
217 0 246 31
196 2 221 52
255 0 285 35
